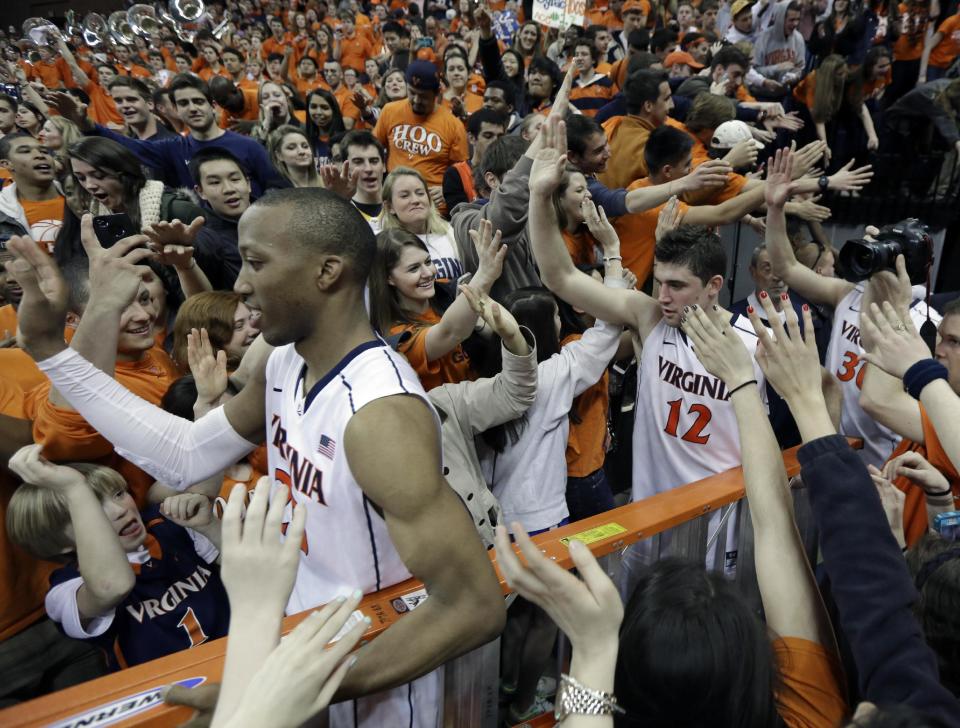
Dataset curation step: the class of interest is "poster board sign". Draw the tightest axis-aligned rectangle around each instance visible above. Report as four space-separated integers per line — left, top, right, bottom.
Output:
531 0 586 29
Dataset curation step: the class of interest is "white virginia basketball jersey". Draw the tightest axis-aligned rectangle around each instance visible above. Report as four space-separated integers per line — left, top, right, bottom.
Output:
266 339 436 610
825 285 941 468
265 339 442 728
633 315 767 502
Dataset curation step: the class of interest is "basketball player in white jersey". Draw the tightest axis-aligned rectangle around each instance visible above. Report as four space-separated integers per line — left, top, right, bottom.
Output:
528 116 773 580
5 189 505 727
764 151 941 468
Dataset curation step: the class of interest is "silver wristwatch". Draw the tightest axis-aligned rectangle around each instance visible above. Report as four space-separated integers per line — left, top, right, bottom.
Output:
554 674 625 721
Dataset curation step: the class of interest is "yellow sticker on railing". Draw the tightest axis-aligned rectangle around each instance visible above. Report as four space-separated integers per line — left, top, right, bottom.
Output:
560 523 628 547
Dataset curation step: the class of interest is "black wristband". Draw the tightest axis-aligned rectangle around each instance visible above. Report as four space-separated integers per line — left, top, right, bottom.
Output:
728 379 757 397
903 359 948 400
925 486 952 498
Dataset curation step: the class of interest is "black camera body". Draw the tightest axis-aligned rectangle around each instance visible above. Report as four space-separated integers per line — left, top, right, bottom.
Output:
838 218 933 284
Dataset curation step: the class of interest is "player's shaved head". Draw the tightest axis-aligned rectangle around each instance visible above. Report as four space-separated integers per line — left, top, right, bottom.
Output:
250 188 375 282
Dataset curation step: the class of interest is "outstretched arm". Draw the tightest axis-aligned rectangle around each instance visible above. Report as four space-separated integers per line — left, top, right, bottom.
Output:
337 393 505 698
528 117 659 339
682 302 835 648
763 148 855 308
423 220 506 361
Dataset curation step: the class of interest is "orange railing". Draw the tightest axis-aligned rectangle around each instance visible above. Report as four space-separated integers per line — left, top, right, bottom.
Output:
0 446 814 728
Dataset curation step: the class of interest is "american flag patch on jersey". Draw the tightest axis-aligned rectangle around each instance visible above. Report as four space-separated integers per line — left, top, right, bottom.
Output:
318 435 336 459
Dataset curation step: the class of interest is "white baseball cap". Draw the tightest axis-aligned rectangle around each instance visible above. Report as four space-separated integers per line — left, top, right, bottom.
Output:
710 120 765 151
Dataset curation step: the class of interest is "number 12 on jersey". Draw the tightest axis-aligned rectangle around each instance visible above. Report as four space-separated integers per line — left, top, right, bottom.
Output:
664 399 713 445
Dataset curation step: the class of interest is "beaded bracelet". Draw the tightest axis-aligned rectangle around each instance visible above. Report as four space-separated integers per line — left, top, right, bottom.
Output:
554 673 625 720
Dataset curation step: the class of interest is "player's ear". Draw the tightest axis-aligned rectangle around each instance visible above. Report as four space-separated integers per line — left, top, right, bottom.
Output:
706 273 724 298
315 254 345 290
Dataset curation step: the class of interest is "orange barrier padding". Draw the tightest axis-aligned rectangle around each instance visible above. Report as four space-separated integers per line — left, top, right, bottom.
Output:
0 442 836 728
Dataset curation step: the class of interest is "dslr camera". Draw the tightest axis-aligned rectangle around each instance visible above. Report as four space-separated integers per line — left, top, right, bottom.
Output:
838 218 933 284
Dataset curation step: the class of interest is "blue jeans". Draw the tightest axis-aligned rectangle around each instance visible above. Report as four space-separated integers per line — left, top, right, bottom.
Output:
565 467 615 523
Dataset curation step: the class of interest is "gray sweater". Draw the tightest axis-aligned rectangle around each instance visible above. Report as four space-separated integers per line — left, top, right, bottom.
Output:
450 156 542 303
429 336 537 548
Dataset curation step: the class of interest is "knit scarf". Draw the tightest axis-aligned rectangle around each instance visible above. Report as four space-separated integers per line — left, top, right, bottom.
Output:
89 179 165 229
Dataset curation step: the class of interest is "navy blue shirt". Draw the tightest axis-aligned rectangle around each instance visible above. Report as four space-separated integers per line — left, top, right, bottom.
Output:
49 506 229 670
92 125 285 199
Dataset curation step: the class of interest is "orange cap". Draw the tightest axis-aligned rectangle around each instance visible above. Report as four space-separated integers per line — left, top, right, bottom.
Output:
622 0 652 15
663 50 705 69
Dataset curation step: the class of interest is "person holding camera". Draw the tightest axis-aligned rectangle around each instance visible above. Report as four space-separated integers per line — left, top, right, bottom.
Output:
765 147 941 468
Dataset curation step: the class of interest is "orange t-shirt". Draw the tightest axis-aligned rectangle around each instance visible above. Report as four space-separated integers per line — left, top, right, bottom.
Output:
563 334 610 478
28 60 63 89
374 99 469 187
0 348 47 393
261 35 295 59
391 308 474 391
339 33 375 72
562 229 599 267
893 405 960 546
0 304 16 339
219 86 261 128
793 71 817 110
893 3 930 61
21 195 65 253
929 14 960 69
598 116 688 190
24 347 180 507
85 80 124 127
0 377 58 642
773 637 848 726
116 64 152 80
613 178 690 283
441 91 484 115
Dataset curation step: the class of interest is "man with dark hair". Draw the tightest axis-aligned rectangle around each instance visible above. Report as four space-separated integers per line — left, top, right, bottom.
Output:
339 130 387 227
167 146 255 291
50 74 283 197
565 112 731 219
598 69 673 188
677 45 750 99
0 134 65 253
108 77 176 141
208 75 260 130
220 47 248 88
612 0 651 60
752 0 805 87
443 109 507 210
53 38 124 127
8 185 506 727
0 94 17 140
482 80 517 127
650 28 680 60
570 40 616 117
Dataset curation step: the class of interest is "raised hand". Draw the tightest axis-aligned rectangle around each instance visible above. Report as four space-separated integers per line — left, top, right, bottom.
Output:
867 464 906 549
319 161 359 200
547 64 575 123
860 300 930 379
881 450 951 497
791 140 828 180
827 159 873 192
143 216 205 249
45 91 90 130
228 594 367 728
655 196 684 242
764 146 794 209
469 218 507 291
682 159 732 192
680 305 756 389
3 235 69 358
724 139 759 170
161 493 214 530
494 523 623 661
186 327 229 407
528 115 568 196
747 291 821 403
458 284 527 354
79 215 155 315
220 479 306 614
8 444 86 491
581 198 619 254
790 196 831 222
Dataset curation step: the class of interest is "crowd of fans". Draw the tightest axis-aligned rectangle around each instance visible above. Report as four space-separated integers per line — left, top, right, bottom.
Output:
0 0 958 725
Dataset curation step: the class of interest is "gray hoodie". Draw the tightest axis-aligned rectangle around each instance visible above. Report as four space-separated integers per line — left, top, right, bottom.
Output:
753 0 807 81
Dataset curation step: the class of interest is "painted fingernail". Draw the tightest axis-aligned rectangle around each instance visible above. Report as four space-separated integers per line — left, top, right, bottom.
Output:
683 306 690 313
692 304 698 311
680 316 687 324
712 305 719 311
759 291 768 299
747 305 755 314
780 293 788 301
802 304 809 311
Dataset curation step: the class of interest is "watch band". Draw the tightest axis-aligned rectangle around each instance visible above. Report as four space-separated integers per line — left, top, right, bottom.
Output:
818 175 829 192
